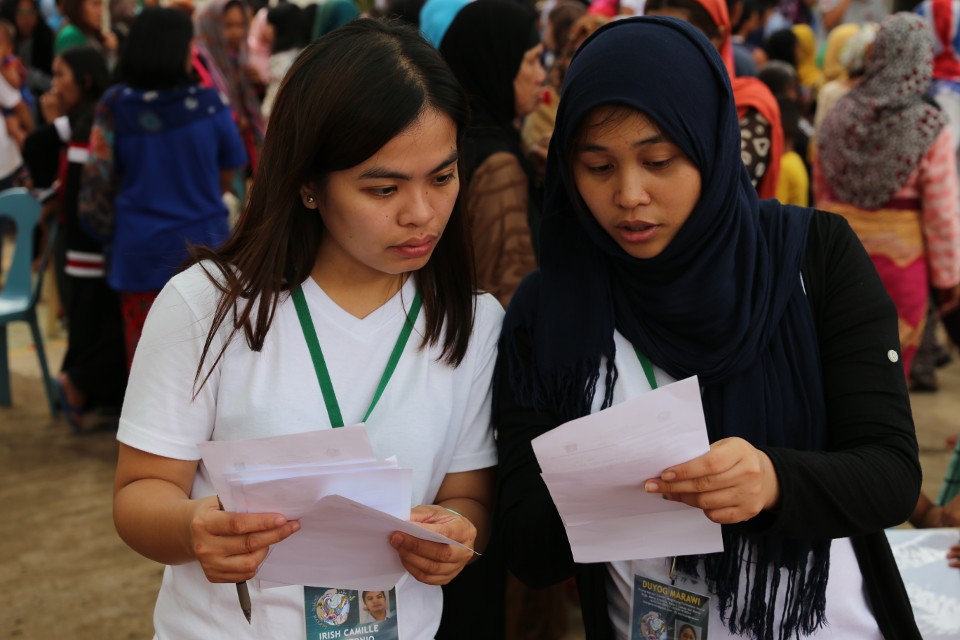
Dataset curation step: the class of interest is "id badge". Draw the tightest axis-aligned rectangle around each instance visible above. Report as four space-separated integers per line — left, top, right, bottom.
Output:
304 586 399 640
630 575 709 640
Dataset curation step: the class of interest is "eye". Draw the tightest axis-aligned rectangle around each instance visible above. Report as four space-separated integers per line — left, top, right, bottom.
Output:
585 163 613 175
645 158 673 169
433 172 457 186
367 186 397 197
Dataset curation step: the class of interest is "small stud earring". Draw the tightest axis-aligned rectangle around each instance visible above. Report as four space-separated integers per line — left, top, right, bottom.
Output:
307 196 315 203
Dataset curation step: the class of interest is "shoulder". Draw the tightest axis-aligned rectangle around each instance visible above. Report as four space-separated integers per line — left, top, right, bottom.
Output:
466 292 506 353
474 291 506 329
159 262 230 321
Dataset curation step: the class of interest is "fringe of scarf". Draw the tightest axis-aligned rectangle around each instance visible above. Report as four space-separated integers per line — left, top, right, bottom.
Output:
678 529 831 640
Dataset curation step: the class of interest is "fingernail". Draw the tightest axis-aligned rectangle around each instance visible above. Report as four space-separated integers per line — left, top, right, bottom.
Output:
390 534 401 548
290 521 301 532
274 516 287 526
644 481 658 493
661 471 676 481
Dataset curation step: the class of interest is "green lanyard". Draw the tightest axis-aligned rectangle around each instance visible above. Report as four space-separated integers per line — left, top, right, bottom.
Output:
633 346 658 390
291 285 422 428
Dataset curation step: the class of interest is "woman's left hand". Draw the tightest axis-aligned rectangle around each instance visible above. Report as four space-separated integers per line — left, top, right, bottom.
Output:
644 437 781 524
390 505 477 585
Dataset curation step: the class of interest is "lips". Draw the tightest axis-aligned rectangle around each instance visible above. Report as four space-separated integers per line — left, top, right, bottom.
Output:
391 235 437 258
618 220 657 231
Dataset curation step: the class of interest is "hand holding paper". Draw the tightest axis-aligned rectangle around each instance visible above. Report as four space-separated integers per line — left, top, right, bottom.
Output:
531 376 723 563
644 436 782 524
197 425 474 590
390 505 478 585
188 495 300 584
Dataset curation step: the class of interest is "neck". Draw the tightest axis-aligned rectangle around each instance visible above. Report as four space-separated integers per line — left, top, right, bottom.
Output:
310 258 408 319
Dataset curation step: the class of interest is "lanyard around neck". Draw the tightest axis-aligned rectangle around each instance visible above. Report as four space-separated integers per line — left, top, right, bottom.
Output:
633 346 658 390
291 284 422 428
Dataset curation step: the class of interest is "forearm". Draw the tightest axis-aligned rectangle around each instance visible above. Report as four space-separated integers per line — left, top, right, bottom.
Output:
436 496 490 556
114 478 205 566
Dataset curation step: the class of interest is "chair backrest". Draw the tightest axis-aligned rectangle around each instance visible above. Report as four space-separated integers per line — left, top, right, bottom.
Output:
0 188 44 304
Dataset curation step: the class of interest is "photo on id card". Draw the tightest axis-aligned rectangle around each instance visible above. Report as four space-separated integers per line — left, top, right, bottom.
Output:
631 575 709 640
304 586 399 640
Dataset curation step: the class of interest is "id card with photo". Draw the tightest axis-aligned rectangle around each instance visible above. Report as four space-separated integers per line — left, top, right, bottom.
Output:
304 586 399 640
630 575 709 640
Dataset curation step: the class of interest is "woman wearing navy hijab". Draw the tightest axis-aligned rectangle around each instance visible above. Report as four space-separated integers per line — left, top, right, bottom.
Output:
496 16 922 640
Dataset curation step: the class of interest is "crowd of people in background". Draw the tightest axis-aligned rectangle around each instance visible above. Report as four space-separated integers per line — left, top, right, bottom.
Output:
0 0 959 637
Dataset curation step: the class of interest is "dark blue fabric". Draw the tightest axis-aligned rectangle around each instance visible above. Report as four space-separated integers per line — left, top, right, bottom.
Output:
106 84 247 292
501 17 830 640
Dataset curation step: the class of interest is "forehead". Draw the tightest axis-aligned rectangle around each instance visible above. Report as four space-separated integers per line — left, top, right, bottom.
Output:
354 108 457 170
577 105 659 141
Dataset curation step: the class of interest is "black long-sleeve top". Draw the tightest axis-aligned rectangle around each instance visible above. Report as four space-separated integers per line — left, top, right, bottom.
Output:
494 211 923 639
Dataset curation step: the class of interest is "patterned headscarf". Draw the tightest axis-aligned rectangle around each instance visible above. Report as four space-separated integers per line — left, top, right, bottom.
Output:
194 0 266 142
819 13 946 210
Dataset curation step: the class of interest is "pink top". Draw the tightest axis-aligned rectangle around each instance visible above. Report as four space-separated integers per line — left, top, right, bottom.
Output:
815 127 960 288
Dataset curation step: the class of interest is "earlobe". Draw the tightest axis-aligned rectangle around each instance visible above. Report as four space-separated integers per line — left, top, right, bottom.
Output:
300 189 317 208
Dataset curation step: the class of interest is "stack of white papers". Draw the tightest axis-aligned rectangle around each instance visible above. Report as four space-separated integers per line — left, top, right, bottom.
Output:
531 376 723 563
198 425 466 590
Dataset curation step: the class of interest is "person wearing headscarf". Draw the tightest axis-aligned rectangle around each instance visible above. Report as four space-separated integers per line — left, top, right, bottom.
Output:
439 0 544 306
817 13 960 381
418 0 468 47
521 11 605 184
821 22 859 82
194 0 265 173
792 23 824 95
812 21 877 141
496 14 922 640
645 0 783 199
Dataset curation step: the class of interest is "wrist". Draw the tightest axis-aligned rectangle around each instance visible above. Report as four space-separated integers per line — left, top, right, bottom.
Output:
759 451 781 511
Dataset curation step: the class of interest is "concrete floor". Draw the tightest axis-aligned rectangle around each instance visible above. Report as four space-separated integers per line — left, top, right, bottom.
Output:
1 271 957 640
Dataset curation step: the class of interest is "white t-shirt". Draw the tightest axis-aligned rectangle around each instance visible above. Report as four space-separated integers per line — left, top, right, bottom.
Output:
117 264 502 640
0 75 22 180
598 330 881 640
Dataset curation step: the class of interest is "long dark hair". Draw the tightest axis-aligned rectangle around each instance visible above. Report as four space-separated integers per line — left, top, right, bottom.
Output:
117 8 194 89
58 45 109 140
0 0 53 74
190 18 476 390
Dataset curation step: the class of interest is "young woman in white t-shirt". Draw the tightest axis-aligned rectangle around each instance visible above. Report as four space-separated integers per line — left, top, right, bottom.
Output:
112 19 501 639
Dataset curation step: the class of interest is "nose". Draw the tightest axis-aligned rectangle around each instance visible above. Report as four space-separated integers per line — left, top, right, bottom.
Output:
614 169 651 209
398 188 434 226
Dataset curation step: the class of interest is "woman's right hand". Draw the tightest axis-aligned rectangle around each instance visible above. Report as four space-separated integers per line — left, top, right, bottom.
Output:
189 495 301 583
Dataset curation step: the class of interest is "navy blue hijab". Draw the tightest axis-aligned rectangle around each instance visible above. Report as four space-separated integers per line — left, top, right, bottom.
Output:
501 17 830 640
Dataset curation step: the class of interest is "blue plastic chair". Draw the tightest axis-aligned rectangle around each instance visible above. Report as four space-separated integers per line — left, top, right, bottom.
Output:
0 187 58 415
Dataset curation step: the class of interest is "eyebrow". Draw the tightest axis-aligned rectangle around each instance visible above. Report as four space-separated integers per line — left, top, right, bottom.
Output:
580 134 666 152
358 150 459 180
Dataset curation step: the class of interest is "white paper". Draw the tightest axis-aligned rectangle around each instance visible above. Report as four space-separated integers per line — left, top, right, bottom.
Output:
256 495 467 590
197 424 376 511
531 376 723 562
197 426 472 590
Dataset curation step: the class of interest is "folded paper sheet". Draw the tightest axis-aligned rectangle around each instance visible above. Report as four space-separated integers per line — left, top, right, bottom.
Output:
198 425 467 589
531 376 723 563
